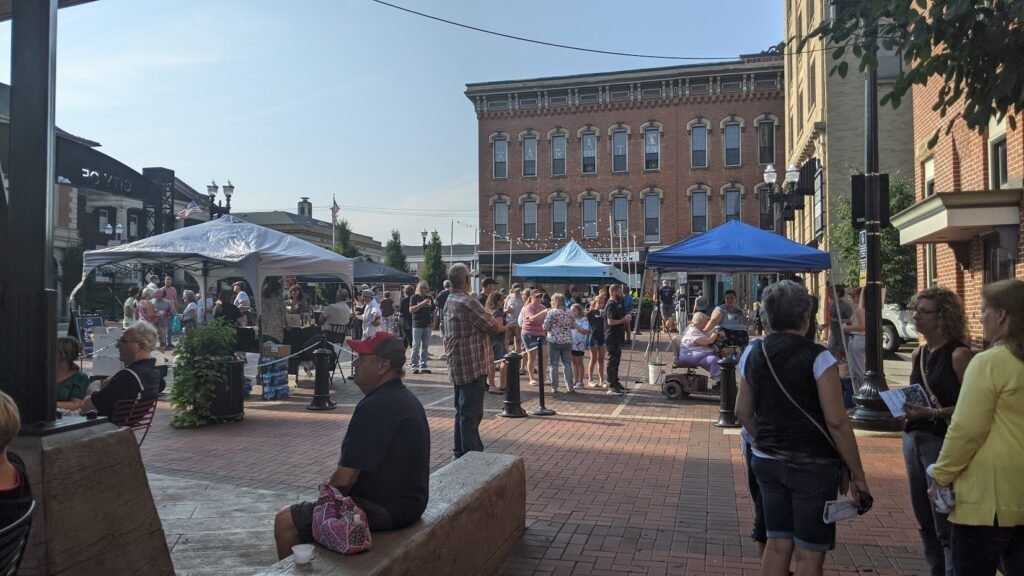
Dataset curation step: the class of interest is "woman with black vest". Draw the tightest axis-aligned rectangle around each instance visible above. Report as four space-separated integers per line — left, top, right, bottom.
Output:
903 287 971 576
736 280 871 576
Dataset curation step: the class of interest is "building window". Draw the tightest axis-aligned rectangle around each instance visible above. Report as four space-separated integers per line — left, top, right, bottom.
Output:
725 189 741 222
691 125 708 167
612 131 628 172
925 244 938 287
692 191 708 233
582 197 598 238
984 234 1014 283
797 90 804 134
644 128 660 170
813 165 824 233
612 196 628 237
551 135 566 176
582 133 597 174
808 58 816 110
924 158 936 197
493 201 508 239
522 200 537 240
552 198 567 239
522 137 537 177
724 123 741 166
991 137 1008 190
758 185 773 230
493 139 508 179
758 121 775 164
97 208 110 233
644 195 660 243
128 213 140 239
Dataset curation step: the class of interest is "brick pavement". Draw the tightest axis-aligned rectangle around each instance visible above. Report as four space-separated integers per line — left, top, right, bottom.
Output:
142 335 931 575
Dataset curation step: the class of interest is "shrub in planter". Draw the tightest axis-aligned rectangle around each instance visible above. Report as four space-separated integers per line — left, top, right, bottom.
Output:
169 320 237 428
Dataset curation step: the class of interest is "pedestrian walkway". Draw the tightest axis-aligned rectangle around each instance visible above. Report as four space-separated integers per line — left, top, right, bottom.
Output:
140 333 928 575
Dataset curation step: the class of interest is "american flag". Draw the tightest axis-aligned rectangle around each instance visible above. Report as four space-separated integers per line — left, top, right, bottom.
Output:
331 199 341 225
176 201 202 221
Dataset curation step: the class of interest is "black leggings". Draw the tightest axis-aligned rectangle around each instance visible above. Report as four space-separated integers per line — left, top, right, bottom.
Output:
952 522 1023 575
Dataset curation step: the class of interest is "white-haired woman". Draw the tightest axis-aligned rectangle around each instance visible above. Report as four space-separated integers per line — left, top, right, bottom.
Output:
80 322 163 420
542 293 575 393
676 312 724 379
181 290 199 335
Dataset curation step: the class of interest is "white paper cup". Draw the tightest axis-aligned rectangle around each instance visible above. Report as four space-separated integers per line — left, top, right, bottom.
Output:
292 543 315 564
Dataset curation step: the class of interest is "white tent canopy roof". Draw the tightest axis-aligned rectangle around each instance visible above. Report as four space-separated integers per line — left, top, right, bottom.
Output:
76 216 353 304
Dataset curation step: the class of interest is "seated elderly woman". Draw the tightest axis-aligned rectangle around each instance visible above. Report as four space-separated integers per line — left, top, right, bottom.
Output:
675 312 724 378
80 322 163 420
55 336 90 411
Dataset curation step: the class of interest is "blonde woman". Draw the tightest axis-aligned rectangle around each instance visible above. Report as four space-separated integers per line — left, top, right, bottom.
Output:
570 304 590 390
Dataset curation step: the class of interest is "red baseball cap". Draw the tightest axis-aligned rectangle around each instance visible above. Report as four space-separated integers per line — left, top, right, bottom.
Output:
348 332 400 355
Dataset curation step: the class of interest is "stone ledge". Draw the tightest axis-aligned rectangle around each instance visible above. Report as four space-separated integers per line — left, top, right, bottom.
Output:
256 452 526 576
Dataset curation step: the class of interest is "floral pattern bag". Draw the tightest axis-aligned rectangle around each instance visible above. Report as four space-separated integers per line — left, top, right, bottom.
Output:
311 483 373 555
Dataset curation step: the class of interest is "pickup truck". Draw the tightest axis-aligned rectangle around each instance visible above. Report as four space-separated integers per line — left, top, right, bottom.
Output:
881 304 918 352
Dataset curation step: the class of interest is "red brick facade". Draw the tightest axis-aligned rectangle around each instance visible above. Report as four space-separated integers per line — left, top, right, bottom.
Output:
466 57 785 281
911 76 1024 346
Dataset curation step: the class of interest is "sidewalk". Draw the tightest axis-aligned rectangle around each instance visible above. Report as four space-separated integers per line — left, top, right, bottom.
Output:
141 333 929 576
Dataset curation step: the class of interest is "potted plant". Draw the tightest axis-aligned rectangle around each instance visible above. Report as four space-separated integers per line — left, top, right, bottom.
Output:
169 320 243 428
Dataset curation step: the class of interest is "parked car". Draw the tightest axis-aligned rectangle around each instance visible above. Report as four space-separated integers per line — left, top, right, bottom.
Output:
881 304 918 352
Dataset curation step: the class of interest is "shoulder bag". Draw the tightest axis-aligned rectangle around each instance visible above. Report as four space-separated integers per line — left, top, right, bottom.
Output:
312 483 373 555
916 346 945 417
759 341 852 495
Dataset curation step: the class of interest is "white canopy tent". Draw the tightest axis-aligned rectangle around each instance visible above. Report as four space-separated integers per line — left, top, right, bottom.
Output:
71 215 354 307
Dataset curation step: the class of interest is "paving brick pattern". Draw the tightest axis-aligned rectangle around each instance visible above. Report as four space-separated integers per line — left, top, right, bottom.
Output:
142 336 931 575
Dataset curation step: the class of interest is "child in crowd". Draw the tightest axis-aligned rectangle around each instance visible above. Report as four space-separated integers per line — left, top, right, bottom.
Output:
570 304 590 390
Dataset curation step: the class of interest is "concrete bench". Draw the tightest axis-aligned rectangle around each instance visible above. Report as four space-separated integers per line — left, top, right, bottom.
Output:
256 452 526 576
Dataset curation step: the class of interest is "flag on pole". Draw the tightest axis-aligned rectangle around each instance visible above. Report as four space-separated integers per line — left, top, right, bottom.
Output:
176 201 202 221
331 198 341 225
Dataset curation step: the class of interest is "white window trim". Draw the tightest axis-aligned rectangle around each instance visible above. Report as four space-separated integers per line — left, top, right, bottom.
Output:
723 122 742 167
688 120 711 168
550 133 568 177
610 193 629 237
689 186 710 233
642 188 664 244
990 136 1008 190
580 131 598 175
579 191 600 239
491 137 509 180
492 199 509 240
755 118 777 165
550 195 568 239
643 127 661 171
521 198 539 240
522 136 538 178
611 130 629 173
723 186 742 222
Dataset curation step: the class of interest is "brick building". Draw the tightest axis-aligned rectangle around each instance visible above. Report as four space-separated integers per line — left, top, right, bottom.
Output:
892 81 1023 347
465 53 785 304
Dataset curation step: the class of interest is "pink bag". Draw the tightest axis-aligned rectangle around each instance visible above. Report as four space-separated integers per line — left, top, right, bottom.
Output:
311 483 373 555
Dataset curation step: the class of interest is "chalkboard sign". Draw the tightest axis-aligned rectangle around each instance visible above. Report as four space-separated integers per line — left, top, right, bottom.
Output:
68 313 106 356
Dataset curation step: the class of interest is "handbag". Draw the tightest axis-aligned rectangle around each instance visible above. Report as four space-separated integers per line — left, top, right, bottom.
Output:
759 341 852 496
171 314 182 336
311 483 373 555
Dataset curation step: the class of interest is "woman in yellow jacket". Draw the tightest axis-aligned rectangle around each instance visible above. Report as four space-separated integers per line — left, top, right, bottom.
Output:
930 279 1024 575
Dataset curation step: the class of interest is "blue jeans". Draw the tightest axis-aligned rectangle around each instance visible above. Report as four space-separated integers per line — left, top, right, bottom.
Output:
453 376 487 458
410 327 431 369
903 430 954 576
751 455 839 552
547 341 573 391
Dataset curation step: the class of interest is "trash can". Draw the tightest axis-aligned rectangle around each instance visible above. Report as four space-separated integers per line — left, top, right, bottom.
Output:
209 358 245 422
648 362 666 388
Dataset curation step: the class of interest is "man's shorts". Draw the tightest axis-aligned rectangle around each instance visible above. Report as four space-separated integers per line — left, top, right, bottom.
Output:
660 304 674 320
290 497 394 542
750 455 839 552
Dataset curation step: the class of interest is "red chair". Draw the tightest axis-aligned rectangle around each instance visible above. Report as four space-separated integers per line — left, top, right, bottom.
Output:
110 398 159 446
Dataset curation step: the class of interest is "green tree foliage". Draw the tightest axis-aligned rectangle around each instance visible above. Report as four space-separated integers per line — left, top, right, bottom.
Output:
384 229 409 273
803 1 1024 143
830 174 918 306
169 320 237 428
333 219 362 258
420 230 445 291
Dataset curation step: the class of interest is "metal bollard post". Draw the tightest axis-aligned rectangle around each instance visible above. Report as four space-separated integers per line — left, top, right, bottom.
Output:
714 356 739 427
500 352 527 418
532 336 556 416
308 342 337 411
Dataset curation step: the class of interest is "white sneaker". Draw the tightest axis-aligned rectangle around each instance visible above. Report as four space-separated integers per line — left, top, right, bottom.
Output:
573 382 584 389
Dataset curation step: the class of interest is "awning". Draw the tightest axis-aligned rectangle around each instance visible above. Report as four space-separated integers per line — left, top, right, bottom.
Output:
892 190 1022 244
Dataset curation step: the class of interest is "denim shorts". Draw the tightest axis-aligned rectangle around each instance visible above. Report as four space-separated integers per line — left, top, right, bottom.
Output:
522 333 542 351
750 454 840 552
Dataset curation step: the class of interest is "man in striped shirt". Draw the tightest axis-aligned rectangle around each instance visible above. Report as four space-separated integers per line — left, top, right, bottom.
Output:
443 264 502 459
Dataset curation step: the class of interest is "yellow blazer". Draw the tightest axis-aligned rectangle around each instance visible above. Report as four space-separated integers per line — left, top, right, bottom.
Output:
932 346 1024 526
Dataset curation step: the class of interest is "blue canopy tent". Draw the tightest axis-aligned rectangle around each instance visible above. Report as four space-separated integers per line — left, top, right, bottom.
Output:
646 220 832 272
514 239 630 283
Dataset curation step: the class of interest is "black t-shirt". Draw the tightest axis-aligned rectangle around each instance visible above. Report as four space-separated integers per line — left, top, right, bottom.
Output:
410 295 435 328
907 340 968 436
586 309 605 337
0 453 33 529
215 302 242 323
658 286 675 306
91 358 162 418
339 379 430 528
604 299 626 342
399 296 412 323
435 289 450 313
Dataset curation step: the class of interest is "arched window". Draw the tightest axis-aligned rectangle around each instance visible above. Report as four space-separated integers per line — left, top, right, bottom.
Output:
521 196 538 240
519 130 539 177
549 193 569 239
609 123 631 173
755 114 779 164
688 118 710 168
721 184 743 222
721 116 745 167
688 185 709 233
578 126 598 174
548 128 569 176
641 121 663 171
489 132 509 179
490 194 510 239
610 189 631 237
578 190 600 239
641 187 663 244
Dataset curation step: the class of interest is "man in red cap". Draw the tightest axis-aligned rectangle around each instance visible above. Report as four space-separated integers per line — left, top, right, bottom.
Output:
272 333 430 559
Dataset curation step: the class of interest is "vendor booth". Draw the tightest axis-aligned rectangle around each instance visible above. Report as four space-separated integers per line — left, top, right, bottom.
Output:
353 256 418 286
514 239 629 284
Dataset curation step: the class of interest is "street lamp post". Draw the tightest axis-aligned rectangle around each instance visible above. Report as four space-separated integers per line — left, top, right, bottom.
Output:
762 164 802 236
207 179 234 220
115 223 124 241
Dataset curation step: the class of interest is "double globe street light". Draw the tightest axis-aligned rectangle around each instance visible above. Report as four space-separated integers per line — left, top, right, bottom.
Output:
207 179 235 219
762 163 803 236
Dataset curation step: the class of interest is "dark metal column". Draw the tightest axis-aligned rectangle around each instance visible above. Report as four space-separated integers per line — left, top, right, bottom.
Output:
849 21 900 431
1 0 59 426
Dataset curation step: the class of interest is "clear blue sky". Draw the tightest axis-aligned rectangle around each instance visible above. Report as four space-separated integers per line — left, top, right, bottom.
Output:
0 0 783 247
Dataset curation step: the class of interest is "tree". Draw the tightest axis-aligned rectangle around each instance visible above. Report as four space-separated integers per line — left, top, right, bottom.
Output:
830 174 918 306
803 1 1024 143
420 230 445 291
333 220 361 258
384 229 409 273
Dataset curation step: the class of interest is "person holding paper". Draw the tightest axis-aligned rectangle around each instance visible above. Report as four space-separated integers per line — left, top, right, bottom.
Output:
903 287 972 576
929 279 1024 576
843 287 866 389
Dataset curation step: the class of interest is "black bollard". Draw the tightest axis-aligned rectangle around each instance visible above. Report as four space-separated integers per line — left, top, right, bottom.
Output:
308 342 337 411
500 351 527 418
714 356 739 428
531 336 556 416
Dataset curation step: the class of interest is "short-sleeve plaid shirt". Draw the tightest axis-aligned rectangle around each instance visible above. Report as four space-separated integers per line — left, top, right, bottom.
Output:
443 291 495 386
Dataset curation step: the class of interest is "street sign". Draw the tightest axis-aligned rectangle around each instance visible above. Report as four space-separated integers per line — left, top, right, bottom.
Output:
859 229 868 274
851 173 891 230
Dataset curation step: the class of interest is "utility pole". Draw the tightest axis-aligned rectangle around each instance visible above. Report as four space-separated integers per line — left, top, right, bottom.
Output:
848 16 901 431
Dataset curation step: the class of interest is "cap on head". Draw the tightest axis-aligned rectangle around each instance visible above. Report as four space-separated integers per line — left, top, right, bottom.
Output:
482 278 497 287
361 289 376 299
348 332 406 370
443 280 452 288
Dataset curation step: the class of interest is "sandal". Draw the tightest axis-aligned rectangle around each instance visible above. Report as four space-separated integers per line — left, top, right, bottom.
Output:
487 387 503 394
529 381 539 387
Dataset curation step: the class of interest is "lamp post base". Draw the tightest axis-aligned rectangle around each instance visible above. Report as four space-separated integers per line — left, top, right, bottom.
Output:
531 407 556 416
849 374 903 432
